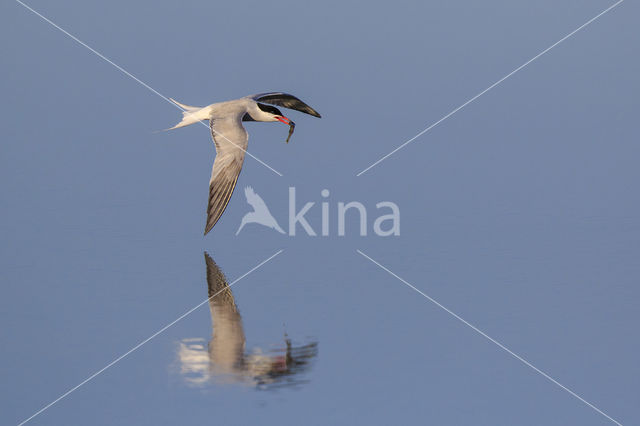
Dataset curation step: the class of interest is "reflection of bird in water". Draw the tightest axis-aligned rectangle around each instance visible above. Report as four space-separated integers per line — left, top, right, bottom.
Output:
178 253 317 388
236 186 285 235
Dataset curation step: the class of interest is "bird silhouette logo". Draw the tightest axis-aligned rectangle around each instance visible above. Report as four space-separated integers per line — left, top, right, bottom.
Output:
236 186 285 235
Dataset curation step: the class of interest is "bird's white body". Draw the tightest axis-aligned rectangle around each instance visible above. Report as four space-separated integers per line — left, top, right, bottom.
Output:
169 97 282 131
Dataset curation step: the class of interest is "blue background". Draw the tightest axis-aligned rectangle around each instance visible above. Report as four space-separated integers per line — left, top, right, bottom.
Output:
1 0 638 424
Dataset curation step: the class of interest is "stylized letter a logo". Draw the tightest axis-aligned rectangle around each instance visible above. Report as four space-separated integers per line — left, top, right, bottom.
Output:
236 186 285 235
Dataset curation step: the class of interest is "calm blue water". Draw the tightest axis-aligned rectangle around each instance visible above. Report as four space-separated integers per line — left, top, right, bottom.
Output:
2 0 639 424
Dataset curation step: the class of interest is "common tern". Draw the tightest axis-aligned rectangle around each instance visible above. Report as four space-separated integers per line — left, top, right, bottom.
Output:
168 93 321 235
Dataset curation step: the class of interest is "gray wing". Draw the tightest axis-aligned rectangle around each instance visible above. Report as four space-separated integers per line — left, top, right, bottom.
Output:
250 92 321 118
205 117 248 235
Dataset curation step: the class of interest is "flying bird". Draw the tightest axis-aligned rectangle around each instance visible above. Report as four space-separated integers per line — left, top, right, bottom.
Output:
167 93 321 235
236 186 285 235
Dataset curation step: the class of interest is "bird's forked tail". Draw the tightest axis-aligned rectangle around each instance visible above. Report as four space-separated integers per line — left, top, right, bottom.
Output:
167 98 210 130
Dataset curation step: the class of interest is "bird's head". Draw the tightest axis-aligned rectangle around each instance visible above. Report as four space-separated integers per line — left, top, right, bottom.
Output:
252 103 291 124
246 103 295 143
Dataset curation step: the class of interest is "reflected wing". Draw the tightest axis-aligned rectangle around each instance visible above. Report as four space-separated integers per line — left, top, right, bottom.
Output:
205 118 248 235
204 252 237 310
204 252 246 371
250 92 321 118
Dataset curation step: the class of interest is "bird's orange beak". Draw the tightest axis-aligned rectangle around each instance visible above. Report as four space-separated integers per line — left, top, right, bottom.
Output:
276 116 291 125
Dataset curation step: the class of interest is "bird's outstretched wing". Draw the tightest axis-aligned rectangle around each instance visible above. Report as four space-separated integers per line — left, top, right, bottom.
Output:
205 118 248 235
250 92 321 118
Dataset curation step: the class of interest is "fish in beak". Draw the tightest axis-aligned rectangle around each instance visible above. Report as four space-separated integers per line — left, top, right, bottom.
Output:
276 116 296 143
